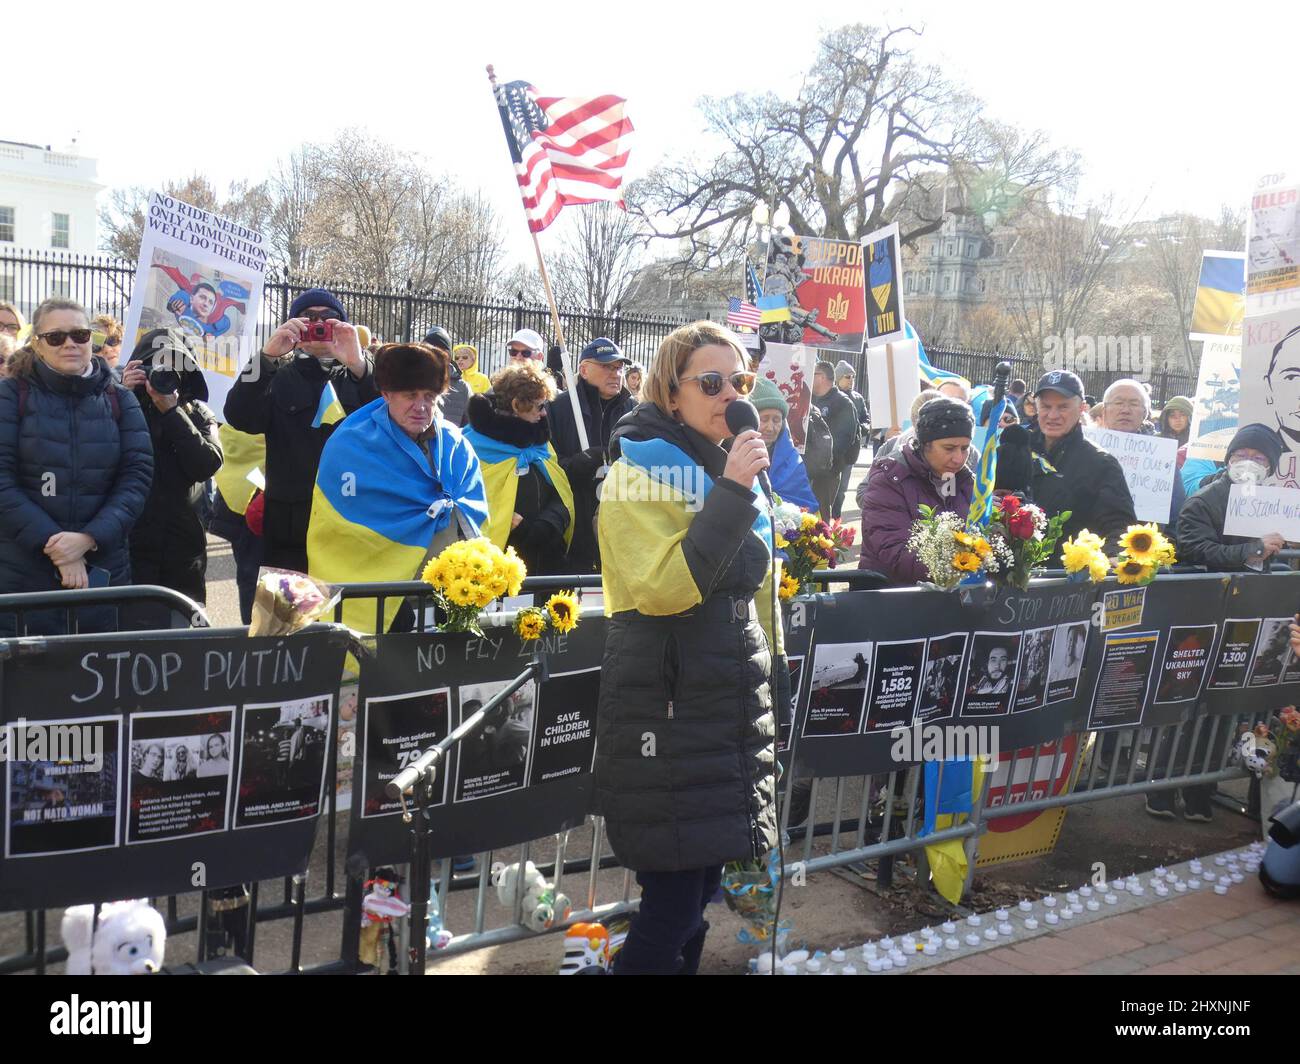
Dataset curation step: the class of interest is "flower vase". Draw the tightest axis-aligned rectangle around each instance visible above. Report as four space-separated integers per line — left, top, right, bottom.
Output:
1260 775 1299 841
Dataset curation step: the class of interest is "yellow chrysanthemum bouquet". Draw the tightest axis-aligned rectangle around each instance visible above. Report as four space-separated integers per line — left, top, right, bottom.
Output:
420 537 526 635
1059 524 1176 586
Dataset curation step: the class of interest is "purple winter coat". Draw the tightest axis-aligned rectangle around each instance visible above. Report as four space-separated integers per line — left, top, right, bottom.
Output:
856 441 975 585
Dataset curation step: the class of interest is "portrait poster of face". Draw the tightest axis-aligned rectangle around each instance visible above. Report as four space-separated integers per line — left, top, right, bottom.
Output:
959 632 1022 718
1013 627 1055 713
1241 306 1300 486
1046 621 1089 704
915 633 969 724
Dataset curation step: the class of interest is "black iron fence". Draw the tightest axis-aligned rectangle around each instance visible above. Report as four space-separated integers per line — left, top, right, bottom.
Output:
1 248 1199 402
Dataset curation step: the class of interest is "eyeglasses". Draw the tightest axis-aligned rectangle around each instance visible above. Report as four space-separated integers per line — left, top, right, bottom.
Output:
37 328 92 346
678 371 757 397
0 322 19 335
301 310 340 323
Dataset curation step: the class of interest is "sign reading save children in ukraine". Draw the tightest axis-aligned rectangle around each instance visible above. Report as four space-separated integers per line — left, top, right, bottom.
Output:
121 192 270 415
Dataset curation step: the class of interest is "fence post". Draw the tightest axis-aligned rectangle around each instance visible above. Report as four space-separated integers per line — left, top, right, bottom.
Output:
612 305 622 346
403 281 415 343
513 293 525 333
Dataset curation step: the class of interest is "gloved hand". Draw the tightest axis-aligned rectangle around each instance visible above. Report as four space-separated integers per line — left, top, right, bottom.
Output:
562 446 605 480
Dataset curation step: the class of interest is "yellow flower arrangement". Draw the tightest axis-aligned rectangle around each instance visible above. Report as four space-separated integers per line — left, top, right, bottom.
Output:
1118 524 1164 564
545 591 581 634
420 538 529 633
953 551 982 573
1088 553 1110 582
1114 557 1154 585
778 572 801 600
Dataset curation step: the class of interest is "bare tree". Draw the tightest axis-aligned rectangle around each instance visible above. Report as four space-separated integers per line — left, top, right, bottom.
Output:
630 23 1074 271
99 175 270 262
548 203 646 312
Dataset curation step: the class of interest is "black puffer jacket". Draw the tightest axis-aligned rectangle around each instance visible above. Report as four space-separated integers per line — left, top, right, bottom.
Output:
592 402 777 872
811 385 859 471
1028 422 1137 550
1176 472 1265 571
0 356 152 626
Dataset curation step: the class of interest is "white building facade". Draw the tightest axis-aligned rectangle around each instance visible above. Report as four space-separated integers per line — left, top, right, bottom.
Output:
0 140 102 256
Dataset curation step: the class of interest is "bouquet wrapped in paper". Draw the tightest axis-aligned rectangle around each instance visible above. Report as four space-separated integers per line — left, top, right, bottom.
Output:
249 567 341 637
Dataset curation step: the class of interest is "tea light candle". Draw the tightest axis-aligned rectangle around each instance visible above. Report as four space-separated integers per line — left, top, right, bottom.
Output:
867 957 883 972
1189 860 1202 873
1187 878 1201 890
923 942 939 956
941 921 958 935
1060 906 1075 920
893 953 907 968
1070 901 1084 913
1065 892 1079 905
830 949 846 963
1130 882 1144 896
998 921 1013 936
1231 872 1244 884
862 942 878 958
842 964 858 976
965 932 981 946
966 915 981 927
1044 911 1059 925
995 907 1010 922
1086 899 1100 911
1112 878 1126 892
880 957 894 971
1153 883 1169 897
1154 865 1167 878
1214 855 1227 866
806 957 822 973
1079 885 1094 897
782 963 798 976
984 927 999 941
1024 916 1039 930
1043 895 1057 908
945 936 960 951
880 936 895 950
1214 883 1228 895
1105 892 1118 904
1203 870 1217 883
901 935 916 953
1018 899 1033 912
921 926 937 940
1174 881 1187 893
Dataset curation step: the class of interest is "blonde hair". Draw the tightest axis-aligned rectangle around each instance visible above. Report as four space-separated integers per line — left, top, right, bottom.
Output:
0 300 25 329
92 312 123 344
9 297 88 379
642 320 746 415
910 388 942 423
491 358 557 413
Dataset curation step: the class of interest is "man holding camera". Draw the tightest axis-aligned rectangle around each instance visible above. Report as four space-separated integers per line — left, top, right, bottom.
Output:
121 328 224 624
224 288 378 572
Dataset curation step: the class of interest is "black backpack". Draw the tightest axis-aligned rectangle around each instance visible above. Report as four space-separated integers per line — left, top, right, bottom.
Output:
803 406 835 478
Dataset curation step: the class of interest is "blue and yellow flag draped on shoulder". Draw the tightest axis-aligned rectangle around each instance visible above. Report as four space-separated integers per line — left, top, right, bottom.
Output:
308 397 488 633
597 436 781 652
460 427 576 550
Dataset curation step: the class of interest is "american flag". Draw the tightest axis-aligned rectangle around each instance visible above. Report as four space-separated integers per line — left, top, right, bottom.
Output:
493 77 634 233
727 297 761 329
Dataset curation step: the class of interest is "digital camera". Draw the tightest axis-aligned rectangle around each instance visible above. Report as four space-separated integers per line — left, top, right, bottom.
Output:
303 320 335 343
148 365 181 394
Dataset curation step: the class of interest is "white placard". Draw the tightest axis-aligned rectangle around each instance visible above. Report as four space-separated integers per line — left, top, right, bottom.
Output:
121 192 269 415
1186 336 1241 462
759 342 815 449
865 339 920 433
1082 427 1177 524
1224 483 1300 541
1241 305 1300 488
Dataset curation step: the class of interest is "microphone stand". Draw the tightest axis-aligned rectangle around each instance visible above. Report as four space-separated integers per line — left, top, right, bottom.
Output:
388 650 549 975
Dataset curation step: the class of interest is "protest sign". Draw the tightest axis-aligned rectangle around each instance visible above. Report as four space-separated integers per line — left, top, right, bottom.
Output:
758 233 867 354
865 339 920 433
1240 306 1300 487
1187 337 1241 461
121 192 270 414
759 342 814 448
1189 251 1246 341
1224 482 1300 541
1082 426 1177 523
864 222 906 346
1247 172 1300 309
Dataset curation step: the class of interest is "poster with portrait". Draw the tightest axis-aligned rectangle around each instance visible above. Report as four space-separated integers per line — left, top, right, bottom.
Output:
1241 306 1300 488
233 696 332 828
915 633 968 724
759 342 815 448
1247 174 1300 303
863 639 925 732
801 642 872 737
959 632 1022 718
1013 626 1055 713
1153 625 1217 705
4 717 121 859
1247 617 1293 687
1207 618 1263 690
359 687 450 819
126 708 234 844
758 233 867 354
1186 337 1241 462
121 192 270 414
453 679 537 802
1087 631 1159 730
1046 621 1089 704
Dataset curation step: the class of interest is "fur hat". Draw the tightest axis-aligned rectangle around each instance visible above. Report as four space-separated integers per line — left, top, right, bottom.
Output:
375 343 448 394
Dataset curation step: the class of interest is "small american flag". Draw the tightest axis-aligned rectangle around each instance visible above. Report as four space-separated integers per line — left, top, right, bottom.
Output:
727 297 761 329
493 77 634 233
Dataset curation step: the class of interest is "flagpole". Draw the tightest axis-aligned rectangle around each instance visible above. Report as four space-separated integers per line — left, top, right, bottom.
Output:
487 64 591 452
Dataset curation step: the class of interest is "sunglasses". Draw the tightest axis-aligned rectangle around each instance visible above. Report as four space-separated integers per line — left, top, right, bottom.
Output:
678 371 756 397
37 328 92 346
507 346 534 358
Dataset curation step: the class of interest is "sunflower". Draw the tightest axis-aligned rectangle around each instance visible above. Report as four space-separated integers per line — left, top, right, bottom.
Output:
953 551 981 573
1114 557 1154 585
513 608 548 641
954 530 976 549
546 591 581 633
1118 524 1163 564
779 573 801 600
972 537 992 559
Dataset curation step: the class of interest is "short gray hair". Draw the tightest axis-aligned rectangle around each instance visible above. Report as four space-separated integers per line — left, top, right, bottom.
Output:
1102 378 1150 414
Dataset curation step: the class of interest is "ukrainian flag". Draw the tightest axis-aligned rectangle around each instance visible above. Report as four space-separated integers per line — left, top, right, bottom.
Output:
969 393 1010 527
1190 252 1245 339
460 429 575 551
756 294 791 324
213 424 266 516
312 380 346 428
308 397 488 633
909 320 968 388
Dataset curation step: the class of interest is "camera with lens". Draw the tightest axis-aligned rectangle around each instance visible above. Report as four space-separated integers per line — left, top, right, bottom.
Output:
303 320 335 343
148 364 180 394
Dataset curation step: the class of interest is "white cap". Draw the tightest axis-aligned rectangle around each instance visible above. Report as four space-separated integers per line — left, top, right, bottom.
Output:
507 328 545 354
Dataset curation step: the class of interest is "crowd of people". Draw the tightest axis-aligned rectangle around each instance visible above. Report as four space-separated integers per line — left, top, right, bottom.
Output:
2 287 1294 974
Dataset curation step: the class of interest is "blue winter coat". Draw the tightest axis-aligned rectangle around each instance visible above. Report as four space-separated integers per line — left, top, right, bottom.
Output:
0 356 153 630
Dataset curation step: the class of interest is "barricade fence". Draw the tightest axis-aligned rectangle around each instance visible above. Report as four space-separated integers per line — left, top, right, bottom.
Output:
3 569 1287 975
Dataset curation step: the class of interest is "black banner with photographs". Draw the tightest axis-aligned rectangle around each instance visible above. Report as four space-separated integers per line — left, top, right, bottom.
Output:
0 627 347 912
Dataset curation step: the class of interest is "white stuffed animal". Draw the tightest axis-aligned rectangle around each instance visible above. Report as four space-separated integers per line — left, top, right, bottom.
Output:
62 900 167 975
492 861 572 933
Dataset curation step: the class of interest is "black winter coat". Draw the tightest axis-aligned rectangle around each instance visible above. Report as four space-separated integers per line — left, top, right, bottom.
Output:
1028 423 1137 550
547 377 636 573
593 403 778 872
0 357 152 627
811 385 859 471
1176 472 1265 571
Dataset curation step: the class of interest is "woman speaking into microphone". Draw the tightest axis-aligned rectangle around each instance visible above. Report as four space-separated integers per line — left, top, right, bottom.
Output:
594 320 781 975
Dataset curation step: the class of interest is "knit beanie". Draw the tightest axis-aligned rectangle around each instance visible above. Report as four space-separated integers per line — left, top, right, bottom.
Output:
1225 423 1284 475
915 396 975 445
289 287 348 323
1162 396 1193 419
834 359 855 380
750 375 789 418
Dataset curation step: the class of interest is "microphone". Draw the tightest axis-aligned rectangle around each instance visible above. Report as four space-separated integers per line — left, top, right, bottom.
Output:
725 398 772 499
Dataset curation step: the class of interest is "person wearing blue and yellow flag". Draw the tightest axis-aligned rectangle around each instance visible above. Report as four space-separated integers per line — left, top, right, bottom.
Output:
462 360 574 576
594 320 779 975
308 342 487 634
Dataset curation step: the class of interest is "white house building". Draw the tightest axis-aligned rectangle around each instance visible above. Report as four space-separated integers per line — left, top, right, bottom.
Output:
0 139 102 256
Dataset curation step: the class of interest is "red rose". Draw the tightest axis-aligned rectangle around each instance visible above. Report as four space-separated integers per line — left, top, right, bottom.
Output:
1008 511 1036 539
1000 494 1021 515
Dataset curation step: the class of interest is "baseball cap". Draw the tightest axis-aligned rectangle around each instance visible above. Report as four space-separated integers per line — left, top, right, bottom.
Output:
1034 370 1084 399
508 328 544 354
579 337 630 365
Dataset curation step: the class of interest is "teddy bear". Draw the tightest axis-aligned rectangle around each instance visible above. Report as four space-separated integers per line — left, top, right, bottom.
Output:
62 899 167 975
492 860 572 933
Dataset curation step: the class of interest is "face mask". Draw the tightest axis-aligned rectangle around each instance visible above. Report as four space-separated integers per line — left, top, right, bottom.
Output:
1228 458 1268 484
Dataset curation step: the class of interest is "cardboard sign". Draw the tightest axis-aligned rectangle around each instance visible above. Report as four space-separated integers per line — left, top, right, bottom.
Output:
1224 482 1300 540
1083 427 1177 524
865 339 920 432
